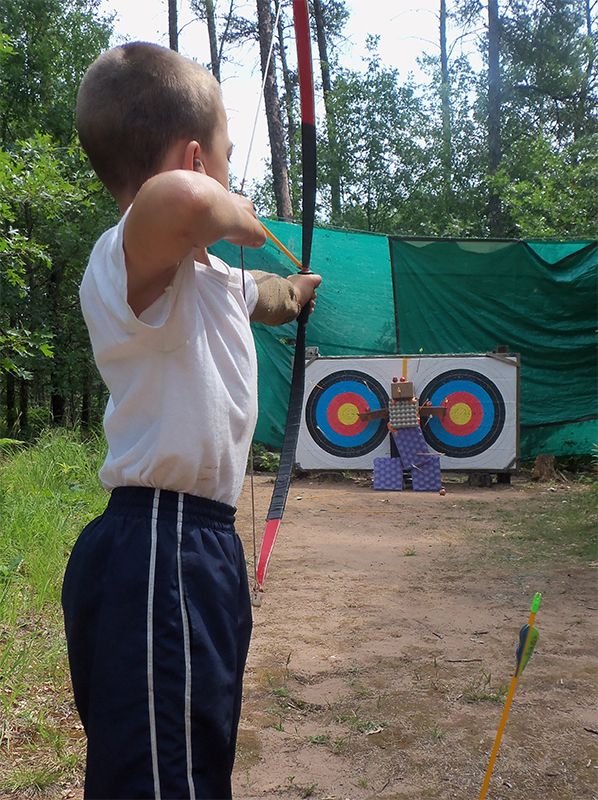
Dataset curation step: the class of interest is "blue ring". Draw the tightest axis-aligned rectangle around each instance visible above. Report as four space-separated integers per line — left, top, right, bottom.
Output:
419 369 505 458
315 380 382 447
426 379 495 448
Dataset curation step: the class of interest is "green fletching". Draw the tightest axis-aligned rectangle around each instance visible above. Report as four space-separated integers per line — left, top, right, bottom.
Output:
515 625 539 676
530 592 542 613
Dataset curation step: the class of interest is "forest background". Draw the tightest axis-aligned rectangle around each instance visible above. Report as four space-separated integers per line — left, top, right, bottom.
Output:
0 0 596 438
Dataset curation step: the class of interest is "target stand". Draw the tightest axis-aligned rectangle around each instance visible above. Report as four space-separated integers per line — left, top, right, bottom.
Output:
296 354 519 472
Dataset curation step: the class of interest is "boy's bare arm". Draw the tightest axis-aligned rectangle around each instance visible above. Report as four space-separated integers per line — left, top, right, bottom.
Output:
123 170 265 315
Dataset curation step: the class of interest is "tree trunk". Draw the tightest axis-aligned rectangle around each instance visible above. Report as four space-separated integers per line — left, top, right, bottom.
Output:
169 0 178 51
575 0 595 140
19 377 29 434
51 392 65 425
49 261 66 426
5 372 16 433
95 383 106 427
256 0 293 220
276 2 299 209
487 0 504 235
439 0 453 211
531 454 557 482
312 0 341 223
80 366 91 431
204 0 220 81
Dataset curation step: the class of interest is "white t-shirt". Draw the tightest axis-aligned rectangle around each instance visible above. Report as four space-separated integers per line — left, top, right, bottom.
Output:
80 212 259 506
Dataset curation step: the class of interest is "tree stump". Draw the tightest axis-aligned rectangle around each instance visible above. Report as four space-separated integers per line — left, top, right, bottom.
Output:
531 454 557 482
468 473 493 488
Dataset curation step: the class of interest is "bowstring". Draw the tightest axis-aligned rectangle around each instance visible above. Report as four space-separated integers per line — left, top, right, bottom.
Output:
240 0 284 592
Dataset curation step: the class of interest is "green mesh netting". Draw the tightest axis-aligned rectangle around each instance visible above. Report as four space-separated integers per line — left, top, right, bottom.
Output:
211 226 597 460
389 238 597 458
211 220 394 447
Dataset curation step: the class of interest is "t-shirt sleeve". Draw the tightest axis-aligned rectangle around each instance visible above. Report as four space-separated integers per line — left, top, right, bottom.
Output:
79 210 196 356
230 268 259 317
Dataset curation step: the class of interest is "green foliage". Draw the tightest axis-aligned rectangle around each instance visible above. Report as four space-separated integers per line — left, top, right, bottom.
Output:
252 442 281 472
408 51 489 236
0 0 115 434
0 135 115 416
493 133 598 237
0 327 53 380
0 31 15 57
0 0 112 147
500 0 597 145
314 2 596 238
324 40 429 233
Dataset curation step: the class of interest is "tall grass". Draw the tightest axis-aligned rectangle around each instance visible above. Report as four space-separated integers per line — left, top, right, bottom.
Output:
0 431 106 711
0 430 108 790
0 430 106 622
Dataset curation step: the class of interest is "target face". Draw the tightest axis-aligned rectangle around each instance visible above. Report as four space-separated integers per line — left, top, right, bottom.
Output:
419 369 506 458
305 370 389 458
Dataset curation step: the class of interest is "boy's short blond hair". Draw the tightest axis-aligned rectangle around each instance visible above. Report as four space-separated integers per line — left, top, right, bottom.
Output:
77 42 221 198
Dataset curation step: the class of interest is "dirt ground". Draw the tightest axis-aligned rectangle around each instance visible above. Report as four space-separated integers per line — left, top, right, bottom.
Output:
4 473 596 800
231 474 597 800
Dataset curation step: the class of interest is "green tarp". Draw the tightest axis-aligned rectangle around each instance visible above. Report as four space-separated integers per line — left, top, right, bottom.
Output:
211 226 597 461
211 221 395 448
390 238 597 458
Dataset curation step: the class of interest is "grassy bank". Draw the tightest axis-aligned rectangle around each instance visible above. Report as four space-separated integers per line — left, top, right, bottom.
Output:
0 431 106 793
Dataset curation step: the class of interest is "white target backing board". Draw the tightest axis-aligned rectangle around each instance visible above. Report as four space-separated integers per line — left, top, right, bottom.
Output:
296 354 519 471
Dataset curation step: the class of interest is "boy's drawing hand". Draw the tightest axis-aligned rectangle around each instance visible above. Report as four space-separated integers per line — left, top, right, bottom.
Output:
224 193 267 249
288 273 322 316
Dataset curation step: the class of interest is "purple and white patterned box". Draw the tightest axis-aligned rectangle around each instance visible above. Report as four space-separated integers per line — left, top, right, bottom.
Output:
411 458 442 492
373 457 404 491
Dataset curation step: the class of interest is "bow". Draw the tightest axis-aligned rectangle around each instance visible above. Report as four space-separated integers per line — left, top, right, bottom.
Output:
252 0 316 604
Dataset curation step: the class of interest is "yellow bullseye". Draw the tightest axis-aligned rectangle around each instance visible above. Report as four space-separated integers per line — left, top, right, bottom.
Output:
338 403 359 426
449 402 472 426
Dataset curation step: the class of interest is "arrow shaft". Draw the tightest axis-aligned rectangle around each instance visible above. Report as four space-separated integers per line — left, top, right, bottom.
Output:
479 673 519 799
260 221 303 272
479 604 539 799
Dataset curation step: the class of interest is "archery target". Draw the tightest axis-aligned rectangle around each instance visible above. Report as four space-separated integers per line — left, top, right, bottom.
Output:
419 369 505 458
296 355 518 471
305 370 389 458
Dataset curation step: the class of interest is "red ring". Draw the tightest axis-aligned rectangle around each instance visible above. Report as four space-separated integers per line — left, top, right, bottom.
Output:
326 392 369 436
441 391 484 436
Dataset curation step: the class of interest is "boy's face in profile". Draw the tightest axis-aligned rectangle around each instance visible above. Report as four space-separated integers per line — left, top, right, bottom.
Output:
199 95 233 191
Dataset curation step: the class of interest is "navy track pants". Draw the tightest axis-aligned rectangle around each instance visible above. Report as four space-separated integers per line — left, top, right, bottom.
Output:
62 486 253 799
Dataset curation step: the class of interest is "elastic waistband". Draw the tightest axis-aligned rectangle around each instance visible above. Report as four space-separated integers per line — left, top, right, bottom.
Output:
106 486 236 530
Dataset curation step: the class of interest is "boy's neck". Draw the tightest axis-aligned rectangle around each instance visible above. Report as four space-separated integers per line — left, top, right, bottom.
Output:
195 246 209 264
116 195 133 215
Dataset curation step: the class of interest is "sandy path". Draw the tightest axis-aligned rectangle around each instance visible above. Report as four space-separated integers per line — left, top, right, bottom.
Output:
233 476 597 800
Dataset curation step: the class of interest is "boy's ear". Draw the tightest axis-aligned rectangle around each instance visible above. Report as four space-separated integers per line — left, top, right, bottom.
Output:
183 140 202 172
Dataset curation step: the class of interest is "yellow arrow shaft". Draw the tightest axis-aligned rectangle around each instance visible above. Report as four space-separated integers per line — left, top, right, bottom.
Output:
479 608 538 800
260 221 304 272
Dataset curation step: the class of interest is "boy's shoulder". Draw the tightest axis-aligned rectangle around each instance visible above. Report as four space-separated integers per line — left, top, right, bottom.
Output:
81 214 127 299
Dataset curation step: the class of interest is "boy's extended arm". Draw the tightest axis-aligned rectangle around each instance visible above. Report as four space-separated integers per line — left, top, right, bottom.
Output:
123 170 265 315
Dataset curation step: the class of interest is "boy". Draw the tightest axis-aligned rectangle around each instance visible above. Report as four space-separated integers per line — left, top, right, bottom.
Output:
62 41 321 800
